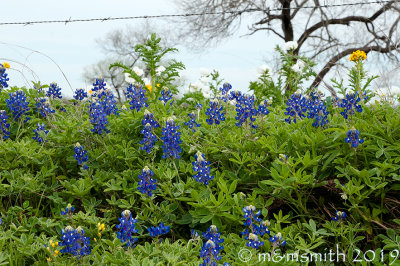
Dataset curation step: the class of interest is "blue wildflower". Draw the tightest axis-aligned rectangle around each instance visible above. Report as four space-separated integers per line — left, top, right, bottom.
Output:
219 82 232 102
195 103 203 110
59 226 91 257
89 102 110 135
147 222 170 237
142 110 160 128
332 211 347 221
0 110 10 140
284 91 308 124
229 90 242 102
6 90 30 122
159 87 173 106
35 97 55 118
161 117 182 159
32 123 49 143
191 229 200 240
0 218 2 225
140 123 157 154
205 99 225 125
61 203 75 216
340 92 362 120
185 112 201 132
137 166 157 197
91 77 107 98
73 88 87 101
98 90 118 116
269 232 286 248
258 100 270 115
235 94 258 128
345 128 364 149
74 143 88 169
241 205 268 249
125 84 148 112
307 91 329 128
47 82 62 99
116 210 139 247
192 152 214 185
0 63 10 90
200 225 224 266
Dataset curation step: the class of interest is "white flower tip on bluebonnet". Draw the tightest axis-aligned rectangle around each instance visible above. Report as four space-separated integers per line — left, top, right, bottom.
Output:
295 89 301 95
284 41 298 52
199 68 211 76
132 66 144 76
143 166 150 172
75 142 81 148
249 233 259 241
144 109 151 115
276 232 282 239
196 151 204 161
257 64 271 74
76 226 84 234
211 98 219 104
210 225 217 232
167 116 175 123
122 210 131 217
262 220 271 227
121 105 127 111
206 239 216 248
341 192 348 200
245 205 256 212
65 225 73 232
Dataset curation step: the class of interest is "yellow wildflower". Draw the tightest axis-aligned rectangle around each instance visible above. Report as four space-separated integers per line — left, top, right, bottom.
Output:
145 84 152 93
3 62 10 69
348 50 367 62
47 257 51 262
53 250 59 257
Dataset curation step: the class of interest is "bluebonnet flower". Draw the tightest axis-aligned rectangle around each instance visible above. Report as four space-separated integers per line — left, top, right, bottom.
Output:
0 63 10 90
61 203 75 216
59 226 91 257
229 90 242 102
332 211 347 221
307 91 329 128
142 110 160 128
91 77 107 98
116 210 139 248
35 97 55 118
125 84 148 112
89 102 109 135
74 143 88 170
6 90 30 122
195 103 203 110
241 205 268 249
200 225 224 266
284 91 308 124
47 82 62 99
140 123 158 153
0 110 10 140
235 94 258 128
340 92 362 120
73 88 87 101
219 82 232 102
185 112 201 132
159 87 173 106
258 100 270 115
97 90 118 116
191 229 200 240
269 232 286 248
147 222 170 237
205 99 225 125
0 218 2 225
192 152 214 185
278 154 289 163
32 123 49 143
345 128 364 149
137 166 157 196
161 117 182 159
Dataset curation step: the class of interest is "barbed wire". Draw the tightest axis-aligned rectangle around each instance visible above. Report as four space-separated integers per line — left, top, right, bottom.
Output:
0 0 397 26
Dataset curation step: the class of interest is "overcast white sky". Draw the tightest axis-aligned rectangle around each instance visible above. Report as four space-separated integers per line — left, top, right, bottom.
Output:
1 0 279 97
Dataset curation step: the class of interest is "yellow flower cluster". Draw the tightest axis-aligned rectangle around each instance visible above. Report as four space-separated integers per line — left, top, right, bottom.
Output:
46 240 60 261
2 62 10 69
348 50 367 62
97 222 105 237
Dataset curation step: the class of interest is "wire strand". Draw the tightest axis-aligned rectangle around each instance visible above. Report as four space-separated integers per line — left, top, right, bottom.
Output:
0 0 396 26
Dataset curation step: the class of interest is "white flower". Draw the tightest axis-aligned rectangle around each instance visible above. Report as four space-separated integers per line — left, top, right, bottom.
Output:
291 64 302 73
156 66 166 76
143 78 151 86
200 76 210 84
132 66 144 76
199 68 211 76
284 41 298 52
257 64 271 74
296 59 306 69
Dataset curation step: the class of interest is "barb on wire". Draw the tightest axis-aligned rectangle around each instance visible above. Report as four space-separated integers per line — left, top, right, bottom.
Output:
0 0 395 26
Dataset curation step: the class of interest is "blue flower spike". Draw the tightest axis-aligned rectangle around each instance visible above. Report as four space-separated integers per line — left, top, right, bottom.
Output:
74 142 88 170
332 211 347 221
137 166 157 197
116 210 139 248
345 127 364 149
192 151 214 185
